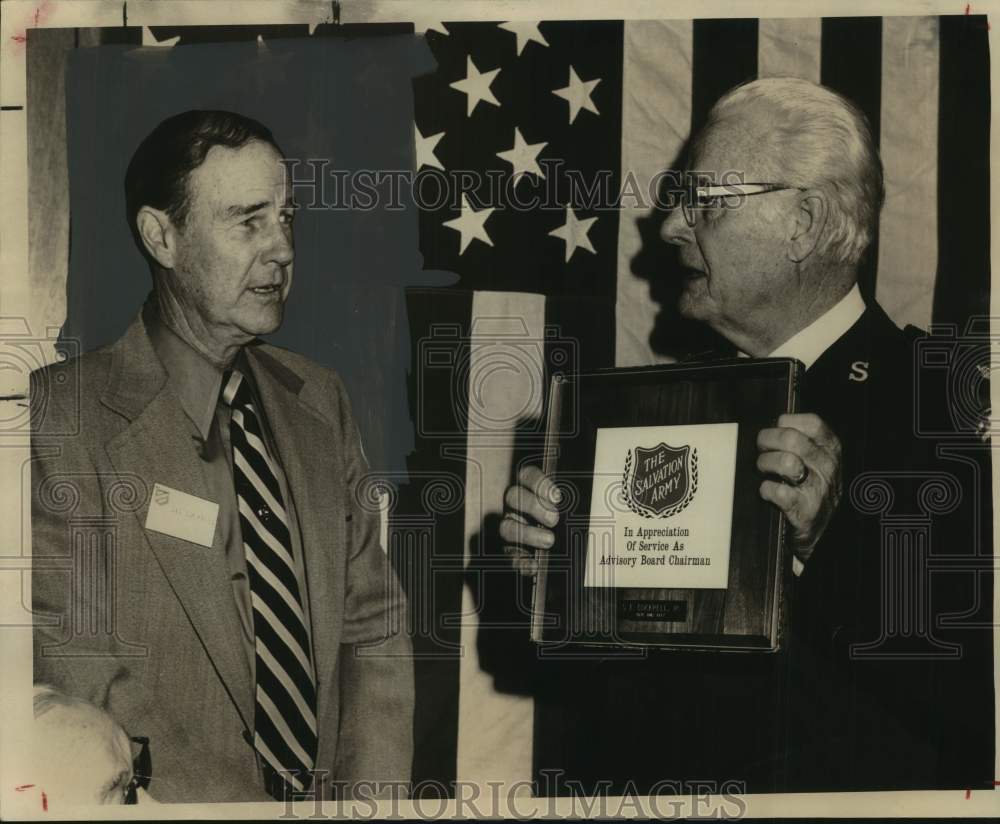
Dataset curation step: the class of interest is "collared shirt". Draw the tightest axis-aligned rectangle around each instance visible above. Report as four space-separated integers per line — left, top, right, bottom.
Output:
145 303 314 679
740 284 866 576
768 285 866 370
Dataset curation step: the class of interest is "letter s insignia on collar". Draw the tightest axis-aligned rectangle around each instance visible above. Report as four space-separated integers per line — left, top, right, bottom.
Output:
849 361 869 382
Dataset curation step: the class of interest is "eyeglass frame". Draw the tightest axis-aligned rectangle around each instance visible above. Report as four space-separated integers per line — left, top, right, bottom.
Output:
680 182 805 228
123 735 151 805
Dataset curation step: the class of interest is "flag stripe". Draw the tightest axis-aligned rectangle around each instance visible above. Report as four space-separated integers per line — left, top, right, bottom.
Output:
614 18 757 366
615 19 694 368
691 19 759 134
934 13 991 328
545 294 615 374
757 18 821 82
456 291 544 786
403 288 473 787
876 16 940 330
821 17 883 301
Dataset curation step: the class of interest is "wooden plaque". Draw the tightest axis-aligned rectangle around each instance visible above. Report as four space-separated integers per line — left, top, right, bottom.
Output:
530 358 802 652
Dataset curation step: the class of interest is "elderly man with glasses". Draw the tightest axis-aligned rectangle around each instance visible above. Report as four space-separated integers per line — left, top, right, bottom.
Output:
26 685 156 807
503 77 993 793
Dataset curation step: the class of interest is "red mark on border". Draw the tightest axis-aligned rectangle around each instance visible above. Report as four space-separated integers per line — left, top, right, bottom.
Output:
41 790 47 811
14 784 35 791
965 3 972 12
8 2 52 51
965 788 972 799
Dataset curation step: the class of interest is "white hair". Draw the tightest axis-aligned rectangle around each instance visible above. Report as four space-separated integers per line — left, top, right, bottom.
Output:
33 683 94 719
699 77 884 266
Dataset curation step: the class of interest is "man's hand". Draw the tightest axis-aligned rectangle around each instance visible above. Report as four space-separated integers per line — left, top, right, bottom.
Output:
499 466 562 577
756 412 842 565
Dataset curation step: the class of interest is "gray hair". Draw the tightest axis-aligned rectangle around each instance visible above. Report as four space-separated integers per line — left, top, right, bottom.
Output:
33 683 94 719
699 77 884 266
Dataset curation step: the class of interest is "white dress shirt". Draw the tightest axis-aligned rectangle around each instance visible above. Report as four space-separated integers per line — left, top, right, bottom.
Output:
768 284 866 370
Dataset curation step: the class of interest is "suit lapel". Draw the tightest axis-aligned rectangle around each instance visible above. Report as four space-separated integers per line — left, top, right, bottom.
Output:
245 347 343 758
102 308 254 730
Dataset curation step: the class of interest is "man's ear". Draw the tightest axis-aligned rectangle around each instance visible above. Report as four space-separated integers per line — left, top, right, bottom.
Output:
787 191 828 263
135 206 178 269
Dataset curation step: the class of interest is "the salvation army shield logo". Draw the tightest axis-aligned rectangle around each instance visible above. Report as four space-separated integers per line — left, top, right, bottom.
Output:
622 443 698 518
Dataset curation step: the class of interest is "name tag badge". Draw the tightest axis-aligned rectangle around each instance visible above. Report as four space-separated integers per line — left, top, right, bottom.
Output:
144 483 219 548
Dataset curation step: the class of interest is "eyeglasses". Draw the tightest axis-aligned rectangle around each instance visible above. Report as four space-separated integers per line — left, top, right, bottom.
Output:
123 736 151 805
680 182 802 228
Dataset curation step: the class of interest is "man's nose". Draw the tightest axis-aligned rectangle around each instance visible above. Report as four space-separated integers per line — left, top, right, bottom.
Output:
660 206 693 246
264 222 294 267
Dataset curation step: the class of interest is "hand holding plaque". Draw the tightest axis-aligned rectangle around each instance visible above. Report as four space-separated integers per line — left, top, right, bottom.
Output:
503 414 843 576
756 413 844 564
512 359 845 651
501 466 562 578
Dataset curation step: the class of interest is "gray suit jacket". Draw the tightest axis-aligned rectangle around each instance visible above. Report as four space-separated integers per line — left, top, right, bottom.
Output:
30 307 414 802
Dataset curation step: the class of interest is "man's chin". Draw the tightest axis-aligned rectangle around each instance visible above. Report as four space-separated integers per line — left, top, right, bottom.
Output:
238 307 285 338
676 287 708 321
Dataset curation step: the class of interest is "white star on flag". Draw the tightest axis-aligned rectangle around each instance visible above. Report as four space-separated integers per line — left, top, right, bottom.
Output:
449 56 501 116
497 21 549 56
496 127 547 185
141 27 180 47
552 66 601 124
413 21 449 36
443 195 496 254
415 124 445 171
548 206 598 262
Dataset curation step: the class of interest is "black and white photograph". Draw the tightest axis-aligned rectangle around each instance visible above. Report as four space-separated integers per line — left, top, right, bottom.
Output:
0 0 996 818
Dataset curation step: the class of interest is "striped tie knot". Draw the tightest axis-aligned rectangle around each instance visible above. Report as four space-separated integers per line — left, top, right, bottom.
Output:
221 368 251 409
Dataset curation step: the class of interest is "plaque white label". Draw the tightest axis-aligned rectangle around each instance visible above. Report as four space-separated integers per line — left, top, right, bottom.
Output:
584 422 739 589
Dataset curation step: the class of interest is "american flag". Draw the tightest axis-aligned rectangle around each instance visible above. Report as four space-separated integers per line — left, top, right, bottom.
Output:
401 15 991 790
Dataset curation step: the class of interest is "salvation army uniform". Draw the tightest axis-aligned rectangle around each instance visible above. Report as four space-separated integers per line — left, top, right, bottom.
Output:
533 288 993 793
782 295 993 791
30 294 414 802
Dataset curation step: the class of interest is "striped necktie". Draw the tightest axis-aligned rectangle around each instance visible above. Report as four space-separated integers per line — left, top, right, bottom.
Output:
221 368 318 798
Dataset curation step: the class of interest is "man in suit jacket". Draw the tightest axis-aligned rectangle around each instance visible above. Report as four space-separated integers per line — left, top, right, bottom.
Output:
30 110 413 803
501 78 993 792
